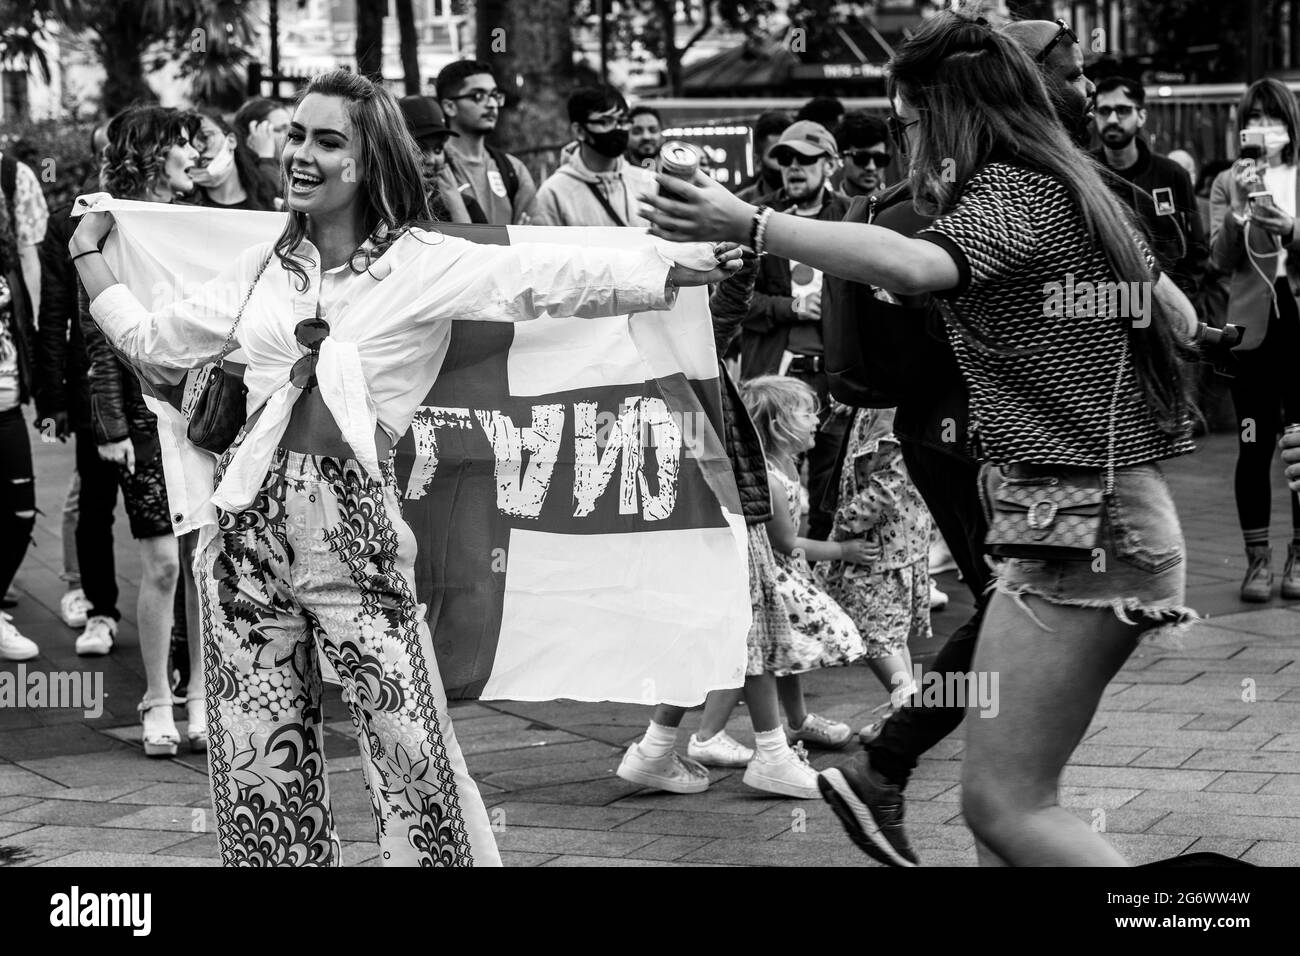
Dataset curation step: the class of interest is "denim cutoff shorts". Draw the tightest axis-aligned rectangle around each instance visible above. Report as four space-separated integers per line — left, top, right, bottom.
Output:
979 461 1199 639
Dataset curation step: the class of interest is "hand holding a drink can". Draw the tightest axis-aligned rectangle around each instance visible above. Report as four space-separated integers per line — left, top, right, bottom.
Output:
642 165 757 248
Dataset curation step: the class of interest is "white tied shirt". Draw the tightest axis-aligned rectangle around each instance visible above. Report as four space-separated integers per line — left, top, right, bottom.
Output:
91 227 679 514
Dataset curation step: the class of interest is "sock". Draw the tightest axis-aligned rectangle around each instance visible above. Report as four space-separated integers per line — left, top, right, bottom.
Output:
639 720 677 759
753 727 790 761
1244 528 1269 549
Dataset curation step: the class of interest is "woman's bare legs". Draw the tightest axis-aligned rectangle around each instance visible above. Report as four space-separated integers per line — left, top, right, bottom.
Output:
960 590 1142 866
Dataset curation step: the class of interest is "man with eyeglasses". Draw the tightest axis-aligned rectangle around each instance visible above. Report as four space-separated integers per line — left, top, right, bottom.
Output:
532 86 657 228
744 120 848 539
1092 75 1206 297
435 60 538 225
835 112 892 201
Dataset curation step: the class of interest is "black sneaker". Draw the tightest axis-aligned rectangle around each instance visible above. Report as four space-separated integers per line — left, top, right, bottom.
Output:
818 755 919 867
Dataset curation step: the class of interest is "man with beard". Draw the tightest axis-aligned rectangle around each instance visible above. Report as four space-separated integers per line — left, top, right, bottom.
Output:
533 86 657 228
743 120 849 543
835 112 892 201
625 105 663 168
436 60 538 225
818 17 1195 867
1093 76 1206 297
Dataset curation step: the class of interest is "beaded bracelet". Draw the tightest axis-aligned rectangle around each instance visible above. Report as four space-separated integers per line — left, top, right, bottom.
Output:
751 207 774 255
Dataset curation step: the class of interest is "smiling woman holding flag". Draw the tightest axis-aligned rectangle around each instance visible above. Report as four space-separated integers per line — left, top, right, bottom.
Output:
69 69 739 868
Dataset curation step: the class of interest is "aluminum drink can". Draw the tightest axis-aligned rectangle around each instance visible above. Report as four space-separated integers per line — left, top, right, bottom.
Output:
658 141 702 181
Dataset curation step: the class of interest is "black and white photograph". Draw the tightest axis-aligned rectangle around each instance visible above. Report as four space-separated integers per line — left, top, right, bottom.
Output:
0 0 1289 929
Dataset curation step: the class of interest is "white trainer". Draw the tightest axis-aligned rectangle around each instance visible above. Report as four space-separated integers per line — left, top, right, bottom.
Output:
76 615 117 656
616 742 710 794
59 588 92 628
743 742 820 799
929 579 949 611
687 730 755 767
0 612 39 661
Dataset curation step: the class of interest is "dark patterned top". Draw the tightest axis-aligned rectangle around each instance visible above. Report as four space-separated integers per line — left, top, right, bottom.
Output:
916 162 1195 468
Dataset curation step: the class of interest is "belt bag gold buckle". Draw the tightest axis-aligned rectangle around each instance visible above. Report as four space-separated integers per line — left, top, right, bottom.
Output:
984 473 1104 561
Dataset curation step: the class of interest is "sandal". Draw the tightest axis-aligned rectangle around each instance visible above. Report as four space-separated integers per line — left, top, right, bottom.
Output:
138 697 180 758
185 694 208 753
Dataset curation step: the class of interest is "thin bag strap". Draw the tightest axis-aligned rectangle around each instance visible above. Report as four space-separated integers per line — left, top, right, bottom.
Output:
214 251 273 366
1103 334 1129 497
585 182 628 228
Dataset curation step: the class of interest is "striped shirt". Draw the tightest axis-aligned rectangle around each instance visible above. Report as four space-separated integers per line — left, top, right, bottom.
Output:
916 161 1194 468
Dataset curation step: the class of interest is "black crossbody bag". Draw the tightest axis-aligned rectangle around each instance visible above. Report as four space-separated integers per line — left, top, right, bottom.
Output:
186 253 272 454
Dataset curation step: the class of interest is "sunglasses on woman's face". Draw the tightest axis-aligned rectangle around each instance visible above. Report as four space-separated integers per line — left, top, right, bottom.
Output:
291 314 330 391
771 148 825 167
887 115 919 157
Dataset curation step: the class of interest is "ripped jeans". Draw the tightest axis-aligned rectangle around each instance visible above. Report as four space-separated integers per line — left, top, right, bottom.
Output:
979 461 1197 640
0 406 36 596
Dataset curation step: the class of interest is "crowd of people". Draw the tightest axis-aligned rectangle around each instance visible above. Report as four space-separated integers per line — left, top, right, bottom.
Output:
1 8 1299 868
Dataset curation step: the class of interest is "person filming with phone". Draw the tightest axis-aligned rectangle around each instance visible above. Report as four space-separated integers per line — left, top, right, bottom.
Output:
1209 78 1300 602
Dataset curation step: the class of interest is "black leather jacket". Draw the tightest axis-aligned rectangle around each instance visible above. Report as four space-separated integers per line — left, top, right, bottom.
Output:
710 257 772 524
34 203 91 429
79 274 160 457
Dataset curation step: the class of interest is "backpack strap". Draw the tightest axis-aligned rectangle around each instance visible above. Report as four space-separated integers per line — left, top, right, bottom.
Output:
486 145 519 202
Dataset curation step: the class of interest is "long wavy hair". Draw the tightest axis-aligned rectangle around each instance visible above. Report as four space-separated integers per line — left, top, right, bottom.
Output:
99 105 192 201
186 107 278 211
273 70 433 291
887 12 1194 436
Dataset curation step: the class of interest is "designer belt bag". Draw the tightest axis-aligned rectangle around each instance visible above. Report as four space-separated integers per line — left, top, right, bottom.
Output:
186 253 271 455
984 469 1105 561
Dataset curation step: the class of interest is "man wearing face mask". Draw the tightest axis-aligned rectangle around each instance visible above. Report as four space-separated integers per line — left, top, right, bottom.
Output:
532 86 657 228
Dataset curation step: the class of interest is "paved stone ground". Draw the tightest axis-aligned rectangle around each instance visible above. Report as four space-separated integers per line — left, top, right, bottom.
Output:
2 431 1299 867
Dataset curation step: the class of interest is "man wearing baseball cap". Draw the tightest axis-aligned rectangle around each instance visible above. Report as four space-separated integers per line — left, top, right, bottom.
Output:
398 95 471 223
743 120 849 543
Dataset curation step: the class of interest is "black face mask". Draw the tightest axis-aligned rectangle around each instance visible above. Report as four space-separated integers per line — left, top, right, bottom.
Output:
585 127 629 159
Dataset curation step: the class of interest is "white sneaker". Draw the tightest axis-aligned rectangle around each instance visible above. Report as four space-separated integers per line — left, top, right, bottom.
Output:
59 588 92 628
688 730 755 767
786 712 853 749
743 742 820 799
0 612 39 661
929 579 949 611
616 742 710 794
76 615 117 656
929 537 958 574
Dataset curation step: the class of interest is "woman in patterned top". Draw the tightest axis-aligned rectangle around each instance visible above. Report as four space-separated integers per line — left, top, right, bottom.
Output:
642 11 1200 866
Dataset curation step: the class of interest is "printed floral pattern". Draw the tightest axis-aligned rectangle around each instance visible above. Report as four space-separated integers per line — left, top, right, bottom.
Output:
200 447 495 866
759 462 865 676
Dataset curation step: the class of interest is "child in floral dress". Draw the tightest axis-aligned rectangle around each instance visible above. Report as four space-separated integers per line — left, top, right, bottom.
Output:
818 406 932 743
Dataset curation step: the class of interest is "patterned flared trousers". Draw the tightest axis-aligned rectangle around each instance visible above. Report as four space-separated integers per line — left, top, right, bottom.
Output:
197 448 501 866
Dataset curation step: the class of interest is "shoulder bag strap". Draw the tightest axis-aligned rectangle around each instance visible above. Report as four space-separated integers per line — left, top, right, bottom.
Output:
214 251 273 367
585 182 627 227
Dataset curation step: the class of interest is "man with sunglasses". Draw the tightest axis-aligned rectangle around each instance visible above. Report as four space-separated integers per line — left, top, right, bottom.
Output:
835 112 892 201
1092 75 1206 297
744 120 848 540
533 86 656 228
435 60 537 225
